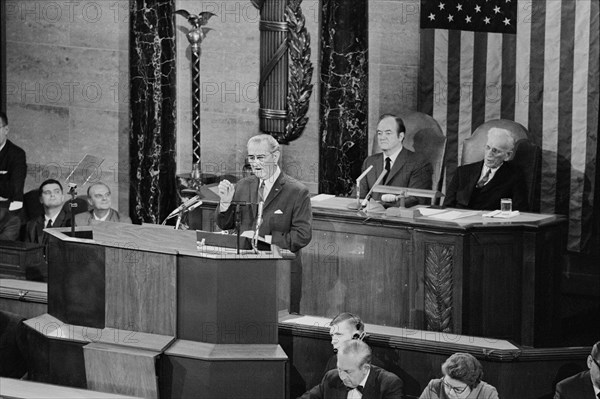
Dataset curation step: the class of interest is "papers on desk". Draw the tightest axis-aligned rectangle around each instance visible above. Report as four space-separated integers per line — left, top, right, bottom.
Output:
482 210 521 218
310 194 336 202
425 210 480 220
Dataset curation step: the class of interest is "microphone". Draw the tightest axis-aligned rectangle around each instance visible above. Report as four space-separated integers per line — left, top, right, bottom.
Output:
166 195 201 219
187 199 204 212
361 170 388 208
356 165 374 183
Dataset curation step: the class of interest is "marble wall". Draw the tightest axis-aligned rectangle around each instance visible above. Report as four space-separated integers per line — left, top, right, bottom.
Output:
4 0 129 212
368 0 421 154
175 0 321 192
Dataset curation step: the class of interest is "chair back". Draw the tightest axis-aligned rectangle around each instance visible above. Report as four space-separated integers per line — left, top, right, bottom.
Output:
461 119 528 164
371 111 446 191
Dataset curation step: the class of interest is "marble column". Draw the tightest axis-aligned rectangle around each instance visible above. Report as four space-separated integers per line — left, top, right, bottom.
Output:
319 0 369 195
1 1 6 112
130 1 178 224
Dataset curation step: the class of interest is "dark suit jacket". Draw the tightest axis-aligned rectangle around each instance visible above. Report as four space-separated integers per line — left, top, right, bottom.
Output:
216 172 312 253
25 209 70 244
0 140 27 205
299 365 404 399
554 370 596 399
0 212 21 241
359 149 432 208
443 161 529 211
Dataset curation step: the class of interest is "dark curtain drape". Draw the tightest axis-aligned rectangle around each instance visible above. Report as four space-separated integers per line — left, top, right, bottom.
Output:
318 0 368 196
130 0 177 224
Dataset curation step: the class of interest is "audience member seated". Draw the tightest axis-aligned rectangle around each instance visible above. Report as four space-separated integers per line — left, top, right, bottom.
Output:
443 128 529 211
299 339 404 399
359 114 432 208
554 341 600 398
0 111 27 219
25 179 70 244
0 207 20 241
74 182 132 226
325 312 368 373
419 353 499 399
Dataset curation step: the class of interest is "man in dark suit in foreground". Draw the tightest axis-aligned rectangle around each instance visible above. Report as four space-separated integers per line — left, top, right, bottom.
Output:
554 341 600 398
216 134 312 312
299 339 404 399
444 127 529 211
0 112 27 219
359 114 432 208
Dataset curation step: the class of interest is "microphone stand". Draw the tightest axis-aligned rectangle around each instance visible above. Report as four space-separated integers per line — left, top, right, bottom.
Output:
235 203 242 255
68 184 77 236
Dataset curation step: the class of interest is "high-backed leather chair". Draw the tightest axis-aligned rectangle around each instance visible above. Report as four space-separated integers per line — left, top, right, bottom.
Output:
461 119 541 211
371 111 446 192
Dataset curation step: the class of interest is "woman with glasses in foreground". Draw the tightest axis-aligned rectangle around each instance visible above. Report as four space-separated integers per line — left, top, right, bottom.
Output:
419 352 499 399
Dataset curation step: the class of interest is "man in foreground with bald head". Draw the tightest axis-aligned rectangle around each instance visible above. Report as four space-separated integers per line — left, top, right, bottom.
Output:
298 339 404 399
443 127 529 211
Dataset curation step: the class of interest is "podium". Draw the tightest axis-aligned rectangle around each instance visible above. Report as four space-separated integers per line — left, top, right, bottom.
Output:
23 223 288 398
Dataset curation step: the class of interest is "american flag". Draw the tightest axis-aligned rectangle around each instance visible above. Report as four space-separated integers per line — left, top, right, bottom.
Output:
419 0 599 252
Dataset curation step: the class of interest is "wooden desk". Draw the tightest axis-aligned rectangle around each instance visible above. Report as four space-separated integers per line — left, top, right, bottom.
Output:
195 198 567 347
0 377 141 398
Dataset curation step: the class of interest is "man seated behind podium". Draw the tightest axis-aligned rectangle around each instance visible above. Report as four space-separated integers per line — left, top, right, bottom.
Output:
298 339 404 399
443 128 529 211
215 134 312 253
359 114 432 208
74 182 132 226
25 179 70 243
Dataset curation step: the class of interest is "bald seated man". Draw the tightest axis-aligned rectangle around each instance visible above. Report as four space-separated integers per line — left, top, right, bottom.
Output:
443 127 529 211
74 182 131 226
299 339 404 399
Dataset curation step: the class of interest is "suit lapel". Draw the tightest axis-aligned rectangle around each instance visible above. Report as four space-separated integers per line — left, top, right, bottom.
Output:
361 366 379 397
263 173 285 209
385 149 407 184
369 154 384 185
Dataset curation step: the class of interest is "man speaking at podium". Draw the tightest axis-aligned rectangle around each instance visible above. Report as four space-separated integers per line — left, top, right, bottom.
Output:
216 134 312 311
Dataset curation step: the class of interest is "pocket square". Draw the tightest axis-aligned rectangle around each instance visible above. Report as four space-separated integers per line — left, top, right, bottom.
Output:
274 209 283 214
0 170 7 174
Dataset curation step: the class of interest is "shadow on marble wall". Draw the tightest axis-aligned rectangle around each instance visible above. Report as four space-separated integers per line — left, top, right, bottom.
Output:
4 0 129 212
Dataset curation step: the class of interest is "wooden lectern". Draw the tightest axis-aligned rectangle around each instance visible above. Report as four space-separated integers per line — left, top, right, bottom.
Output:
23 223 288 399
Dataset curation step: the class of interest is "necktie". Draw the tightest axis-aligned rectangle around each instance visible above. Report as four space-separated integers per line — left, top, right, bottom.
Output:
476 168 491 188
258 180 265 203
46 219 53 228
382 157 391 185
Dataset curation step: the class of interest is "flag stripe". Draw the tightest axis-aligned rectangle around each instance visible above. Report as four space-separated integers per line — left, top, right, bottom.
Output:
485 33 503 121
433 29 449 139
471 32 488 131
556 0 576 217
541 0 561 214
514 0 532 135
528 0 546 147
458 31 475 165
446 30 462 179
419 29 435 115
500 33 516 120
